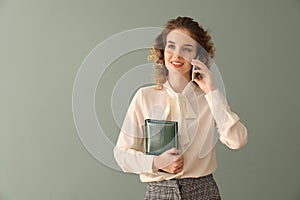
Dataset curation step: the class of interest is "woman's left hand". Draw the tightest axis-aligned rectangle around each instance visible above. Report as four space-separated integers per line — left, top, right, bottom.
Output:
191 59 215 94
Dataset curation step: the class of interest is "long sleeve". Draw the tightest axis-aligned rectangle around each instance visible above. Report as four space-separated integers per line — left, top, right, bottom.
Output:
114 133 154 173
205 90 248 149
113 89 155 174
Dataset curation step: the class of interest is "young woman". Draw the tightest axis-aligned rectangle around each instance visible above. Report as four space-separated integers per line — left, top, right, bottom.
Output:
114 16 248 200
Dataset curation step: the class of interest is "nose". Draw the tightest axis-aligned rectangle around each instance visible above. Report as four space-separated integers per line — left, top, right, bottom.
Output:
172 51 183 59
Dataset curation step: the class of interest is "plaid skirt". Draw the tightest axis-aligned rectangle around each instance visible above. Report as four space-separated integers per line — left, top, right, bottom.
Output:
144 174 221 200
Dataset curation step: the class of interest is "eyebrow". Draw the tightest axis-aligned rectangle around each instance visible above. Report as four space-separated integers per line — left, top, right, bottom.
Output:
167 40 193 47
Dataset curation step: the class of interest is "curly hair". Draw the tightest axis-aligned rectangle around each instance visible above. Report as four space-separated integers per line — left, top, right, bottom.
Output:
148 16 215 89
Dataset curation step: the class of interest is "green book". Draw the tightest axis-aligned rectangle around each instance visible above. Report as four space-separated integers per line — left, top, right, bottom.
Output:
145 119 178 155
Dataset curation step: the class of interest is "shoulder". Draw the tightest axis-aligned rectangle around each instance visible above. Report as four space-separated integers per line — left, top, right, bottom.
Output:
135 84 164 96
127 85 161 109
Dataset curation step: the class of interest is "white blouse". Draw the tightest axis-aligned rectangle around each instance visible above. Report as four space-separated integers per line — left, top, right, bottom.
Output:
114 81 248 182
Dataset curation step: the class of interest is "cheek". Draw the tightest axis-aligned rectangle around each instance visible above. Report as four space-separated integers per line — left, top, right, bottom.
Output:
177 51 195 63
186 63 192 71
164 51 172 61
185 53 197 62
183 56 193 68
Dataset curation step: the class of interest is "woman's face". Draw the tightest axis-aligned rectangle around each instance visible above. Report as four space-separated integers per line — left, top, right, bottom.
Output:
164 29 197 79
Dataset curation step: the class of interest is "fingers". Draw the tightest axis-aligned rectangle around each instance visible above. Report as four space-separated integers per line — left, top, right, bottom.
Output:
174 154 184 163
191 58 215 93
153 148 182 169
165 148 181 155
193 69 205 78
191 59 209 71
192 66 209 78
154 148 185 174
191 60 209 81
165 148 182 163
170 156 184 174
173 163 184 174
161 155 184 174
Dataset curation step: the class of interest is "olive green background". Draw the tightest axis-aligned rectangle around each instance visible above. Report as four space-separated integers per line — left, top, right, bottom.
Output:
1 0 300 199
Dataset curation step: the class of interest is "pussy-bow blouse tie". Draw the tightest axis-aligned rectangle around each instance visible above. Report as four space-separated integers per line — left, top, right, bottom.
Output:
164 84 197 147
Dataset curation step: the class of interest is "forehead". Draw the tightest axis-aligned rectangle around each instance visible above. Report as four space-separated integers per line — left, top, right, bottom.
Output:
166 29 197 46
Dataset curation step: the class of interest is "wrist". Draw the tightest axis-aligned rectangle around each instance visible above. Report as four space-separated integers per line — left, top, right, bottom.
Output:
208 85 216 93
152 156 159 172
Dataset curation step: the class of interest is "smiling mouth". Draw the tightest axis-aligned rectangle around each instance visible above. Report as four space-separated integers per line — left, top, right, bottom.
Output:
171 61 184 68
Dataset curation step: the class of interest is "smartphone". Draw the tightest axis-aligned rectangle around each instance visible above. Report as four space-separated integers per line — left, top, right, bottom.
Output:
191 56 202 81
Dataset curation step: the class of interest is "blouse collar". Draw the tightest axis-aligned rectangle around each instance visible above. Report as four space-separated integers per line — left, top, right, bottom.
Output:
163 80 199 120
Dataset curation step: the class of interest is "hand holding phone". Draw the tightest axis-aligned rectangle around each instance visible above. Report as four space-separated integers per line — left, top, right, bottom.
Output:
192 65 203 81
191 56 203 81
191 57 216 93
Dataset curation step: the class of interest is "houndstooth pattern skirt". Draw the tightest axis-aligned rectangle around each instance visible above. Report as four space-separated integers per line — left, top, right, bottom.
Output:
144 174 221 200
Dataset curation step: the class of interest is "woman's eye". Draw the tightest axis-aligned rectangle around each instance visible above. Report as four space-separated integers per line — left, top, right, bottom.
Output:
183 48 192 52
167 44 175 49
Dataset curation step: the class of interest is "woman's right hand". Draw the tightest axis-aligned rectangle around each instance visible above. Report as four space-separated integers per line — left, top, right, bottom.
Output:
153 148 184 174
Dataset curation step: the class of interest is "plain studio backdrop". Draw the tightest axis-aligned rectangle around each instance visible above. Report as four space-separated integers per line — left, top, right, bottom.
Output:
1 0 300 199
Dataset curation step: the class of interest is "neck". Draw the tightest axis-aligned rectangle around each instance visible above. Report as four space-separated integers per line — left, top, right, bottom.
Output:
168 72 190 93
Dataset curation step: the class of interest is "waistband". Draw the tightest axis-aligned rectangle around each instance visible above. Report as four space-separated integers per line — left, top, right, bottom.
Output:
147 174 214 187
